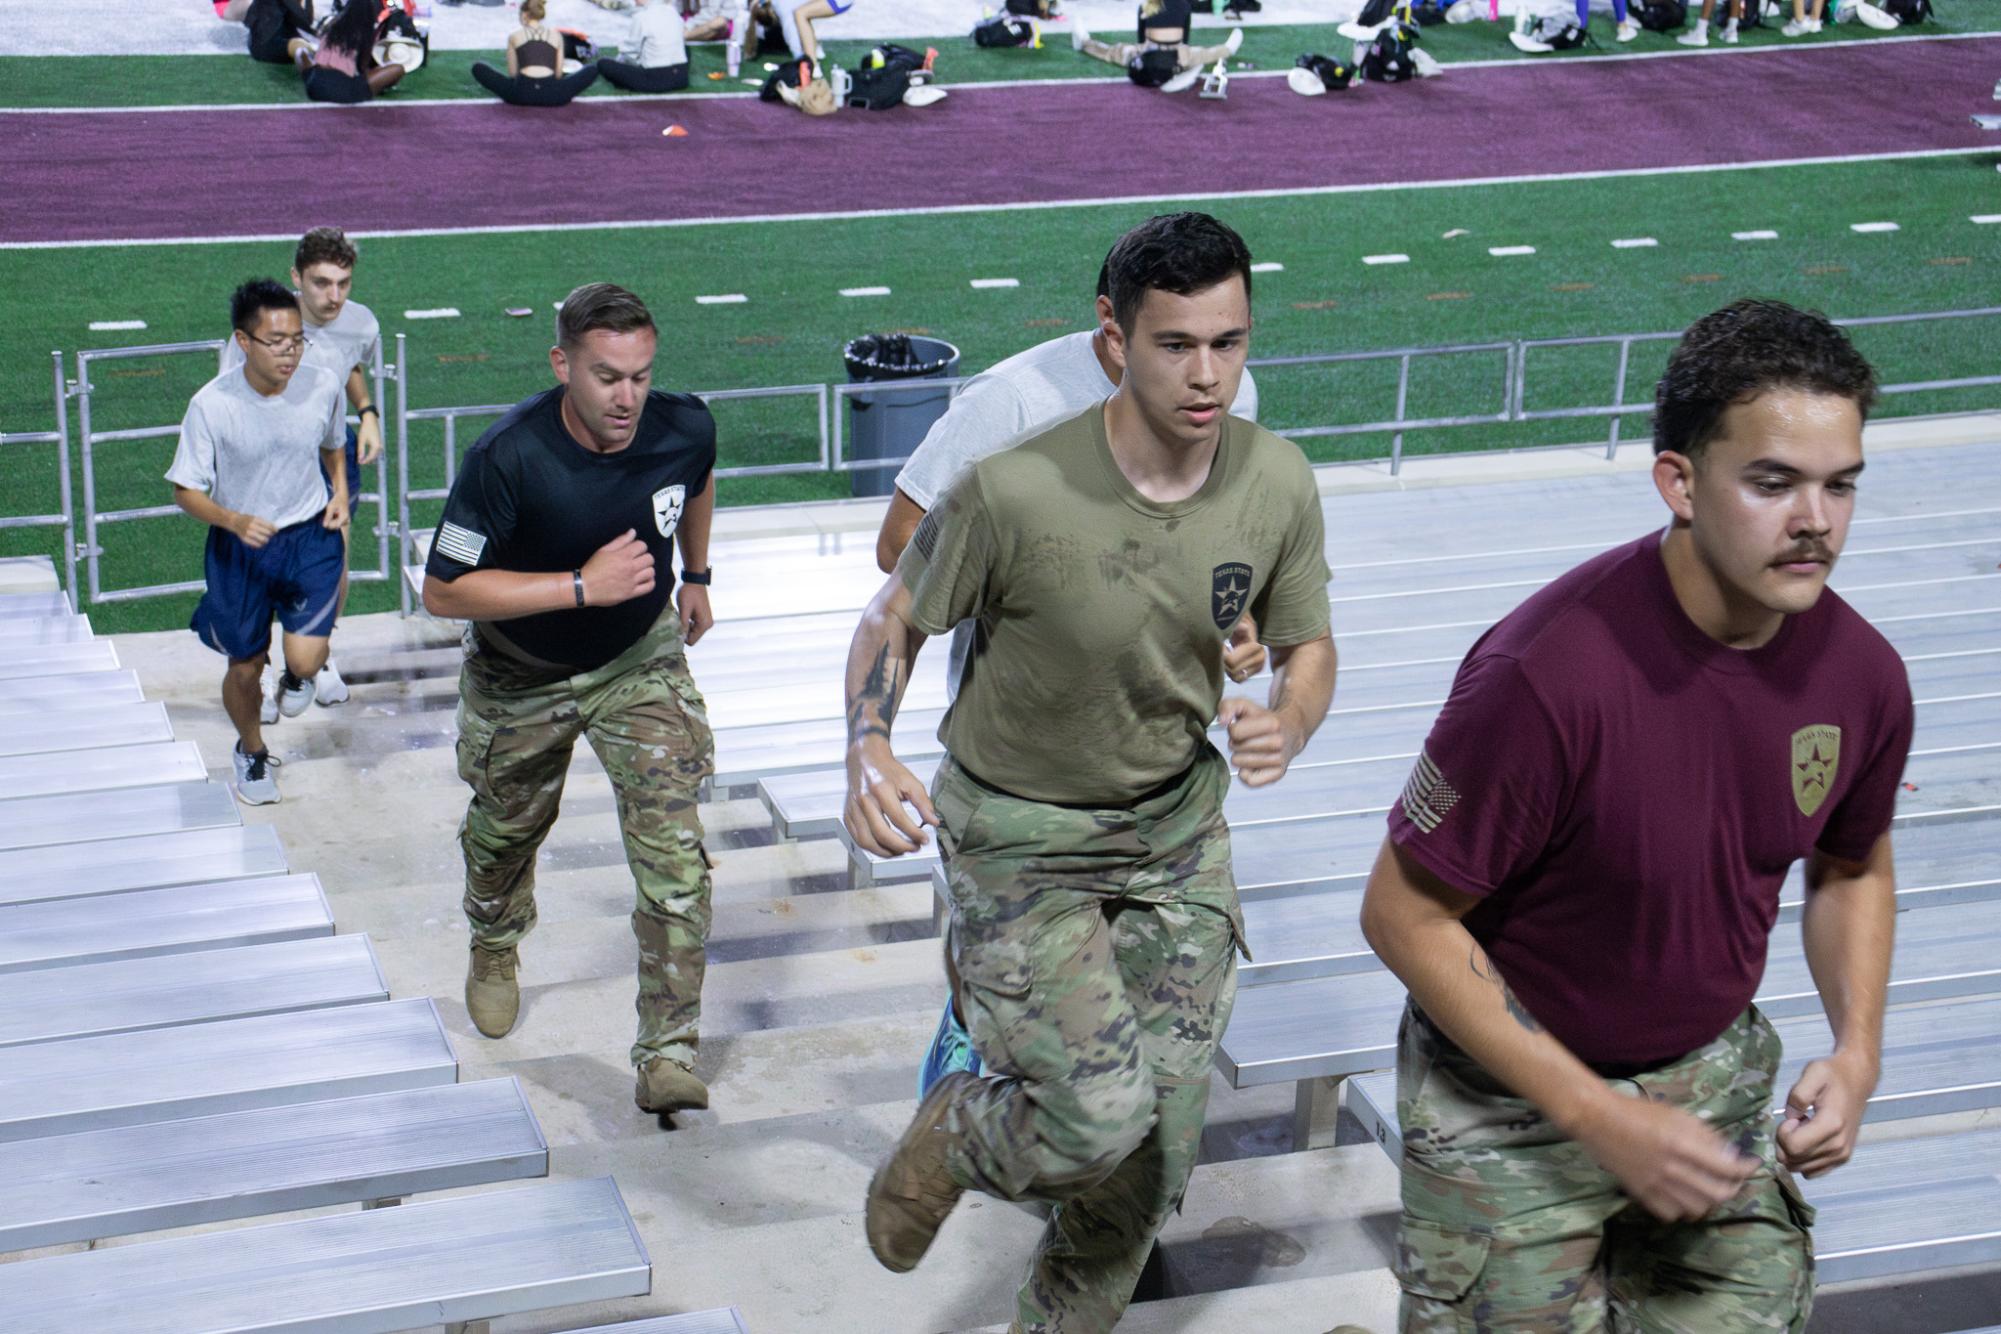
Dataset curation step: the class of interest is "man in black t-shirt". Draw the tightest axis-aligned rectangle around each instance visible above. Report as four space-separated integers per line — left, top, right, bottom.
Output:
424 283 722 1117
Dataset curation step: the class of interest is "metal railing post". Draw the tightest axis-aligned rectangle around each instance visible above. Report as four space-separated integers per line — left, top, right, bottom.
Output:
368 341 391 583
51 350 77 603
396 333 412 616
1606 338 1633 460
1389 353 1412 477
816 383 831 470
73 351 100 605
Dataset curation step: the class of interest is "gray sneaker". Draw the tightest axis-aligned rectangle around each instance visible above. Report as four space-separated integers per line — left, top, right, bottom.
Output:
232 744 281 805
277 670 315 717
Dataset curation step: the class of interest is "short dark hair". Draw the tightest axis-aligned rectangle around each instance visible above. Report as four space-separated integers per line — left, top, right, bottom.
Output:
295 226 358 274
1103 213 1253 333
1653 299 1878 458
231 278 299 335
557 283 656 348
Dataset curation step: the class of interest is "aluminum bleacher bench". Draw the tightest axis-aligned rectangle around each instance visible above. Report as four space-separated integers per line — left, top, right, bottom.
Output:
0 639 118 680
0 935 385 1048
0 740 207 801
1221 889 2001 1148
0 1077 546 1252
0 668 144 715
1344 996 2001 1157
561 1311 751 1333
0 589 72 619
0 700 173 757
1343 1079 2001 1285
6 1174 650 1334
0 997 456 1143
0 872 335 974
0 826 287 906
0 613 91 646
0 781 240 854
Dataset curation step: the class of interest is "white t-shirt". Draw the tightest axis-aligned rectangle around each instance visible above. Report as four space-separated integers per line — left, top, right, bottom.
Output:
219 297 381 390
623 3 689 66
892 328 1260 509
166 364 345 531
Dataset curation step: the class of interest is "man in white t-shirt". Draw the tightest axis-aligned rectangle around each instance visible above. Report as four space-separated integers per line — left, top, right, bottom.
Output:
221 226 382 717
876 255 1267 1099
174 279 349 806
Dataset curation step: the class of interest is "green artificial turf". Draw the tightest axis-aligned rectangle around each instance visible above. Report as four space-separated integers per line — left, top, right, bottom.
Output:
2 15 1995 108
2 154 1996 631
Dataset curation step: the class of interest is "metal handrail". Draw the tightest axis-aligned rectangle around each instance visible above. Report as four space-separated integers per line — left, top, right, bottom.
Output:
0 352 79 602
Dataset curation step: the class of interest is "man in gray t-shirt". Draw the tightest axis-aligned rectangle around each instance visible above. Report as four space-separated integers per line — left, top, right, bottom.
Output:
220 226 383 714
172 280 348 806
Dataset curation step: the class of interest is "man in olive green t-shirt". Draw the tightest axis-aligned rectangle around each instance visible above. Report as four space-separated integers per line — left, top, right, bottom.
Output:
841 212 1338 1333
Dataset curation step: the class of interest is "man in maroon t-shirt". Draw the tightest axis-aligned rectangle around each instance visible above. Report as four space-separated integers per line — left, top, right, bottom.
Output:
1360 299 1913 1331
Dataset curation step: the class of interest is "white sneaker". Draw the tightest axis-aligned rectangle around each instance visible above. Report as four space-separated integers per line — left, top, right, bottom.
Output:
1720 19 1739 41
1851 0 1897 25
1617 17 1638 39
1222 26 1243 55
1160 63 1204 92
314 657 350 706
1676 25 1709 45
1071 20 1089 51
232 744 281 806
1781 17 1818 33
260 664 280 725
1509 29 1555 51
277 670 315 717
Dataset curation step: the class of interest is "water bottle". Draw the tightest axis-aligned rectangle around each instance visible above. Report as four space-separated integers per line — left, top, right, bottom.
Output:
726 36 742 77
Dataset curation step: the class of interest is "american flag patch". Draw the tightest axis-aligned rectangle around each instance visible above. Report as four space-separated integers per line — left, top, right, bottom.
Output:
1399 750 1461 834
434 521 487 567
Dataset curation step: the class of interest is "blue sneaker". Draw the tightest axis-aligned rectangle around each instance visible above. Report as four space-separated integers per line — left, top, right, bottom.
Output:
917 997 982 1098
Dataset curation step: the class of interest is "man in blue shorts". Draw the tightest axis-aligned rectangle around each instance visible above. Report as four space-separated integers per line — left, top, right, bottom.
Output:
171 279 349 805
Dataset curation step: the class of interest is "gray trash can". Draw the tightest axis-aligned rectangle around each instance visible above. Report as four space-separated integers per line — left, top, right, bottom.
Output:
843 334 960 499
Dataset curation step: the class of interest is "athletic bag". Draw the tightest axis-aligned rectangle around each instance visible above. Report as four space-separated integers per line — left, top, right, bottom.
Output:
1004 0 1062 14
758 58 809 100
1525 14 1589 46
1631 0 1686 30
847 64 909 108
558 28 597 63
1295 52 1357 89
974 16 1036 45
1883 0 1930 20
1127 46 1181 86
1362 21 1420 81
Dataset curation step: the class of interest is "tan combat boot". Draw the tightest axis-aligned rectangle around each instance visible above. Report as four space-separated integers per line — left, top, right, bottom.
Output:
636 1058 710 1114
465 944 520 1038
865 1070 976 1272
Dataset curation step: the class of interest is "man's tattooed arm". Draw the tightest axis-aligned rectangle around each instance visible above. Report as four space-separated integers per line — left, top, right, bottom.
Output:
847 641 904 746
845 577 926 751
1470 944 1543 1035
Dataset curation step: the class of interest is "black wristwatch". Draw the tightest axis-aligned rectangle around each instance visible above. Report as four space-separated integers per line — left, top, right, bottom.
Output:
357 405 379 419
680 566 713 586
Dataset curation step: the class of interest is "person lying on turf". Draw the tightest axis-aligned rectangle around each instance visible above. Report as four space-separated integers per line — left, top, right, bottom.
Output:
472 0 602 107
245 0 316 66
1072 0 1243 94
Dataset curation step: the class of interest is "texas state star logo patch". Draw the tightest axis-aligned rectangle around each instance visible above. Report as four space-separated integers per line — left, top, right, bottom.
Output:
652 484 686 539
1791 724 1842 818
1211 562 1253 632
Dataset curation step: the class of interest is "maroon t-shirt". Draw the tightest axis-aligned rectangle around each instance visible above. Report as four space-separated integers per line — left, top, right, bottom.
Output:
1388 534 1914 1067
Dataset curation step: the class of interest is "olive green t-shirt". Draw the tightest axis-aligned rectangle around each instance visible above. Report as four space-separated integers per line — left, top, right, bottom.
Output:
898 403 1332 805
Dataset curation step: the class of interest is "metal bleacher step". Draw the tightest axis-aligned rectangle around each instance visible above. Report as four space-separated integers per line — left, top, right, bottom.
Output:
0 781 240 854
0 614 92 647
0 700 174 757
0 826 288 906
5 1174 650 1334
0 668 144 716
0 997 457 1143
1216 890 2001 1089
0 871 335 974
0 589 73 619
561 1311 751 1334
0 639 118 679
0 740 207 802
0 1077 547 1253
0 933 386 1048
1344 995 2001 1158
1344 1079 2001 1286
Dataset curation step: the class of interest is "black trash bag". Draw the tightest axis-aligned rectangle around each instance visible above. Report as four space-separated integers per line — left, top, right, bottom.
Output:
844 334 956 379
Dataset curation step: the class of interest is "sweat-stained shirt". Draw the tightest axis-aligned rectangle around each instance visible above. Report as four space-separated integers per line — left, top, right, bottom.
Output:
897 403 1332 806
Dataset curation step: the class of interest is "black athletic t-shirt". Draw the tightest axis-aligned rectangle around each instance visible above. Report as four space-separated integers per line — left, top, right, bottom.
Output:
425 385 715 672
1138 0 1193 40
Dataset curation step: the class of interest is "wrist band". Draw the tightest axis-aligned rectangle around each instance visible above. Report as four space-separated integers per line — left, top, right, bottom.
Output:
357 405 379 419
573 569 586 607
681 566 713 587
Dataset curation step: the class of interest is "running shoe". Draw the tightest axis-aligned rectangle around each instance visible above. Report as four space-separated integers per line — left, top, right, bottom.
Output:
1616 17 1639 39
1720 19 1740 41
1071 20 1090 51
917 998 983 1099
1161 63 1205 92
260 663 280 725
1675 24 1709 44
232 743 281 806
277 670 315 717
314 657 350 706
1223 26 1244 54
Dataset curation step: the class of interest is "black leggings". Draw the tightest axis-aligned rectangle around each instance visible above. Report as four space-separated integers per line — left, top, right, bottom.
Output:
304 66 373 103
597 58 690 93
471 61 600 106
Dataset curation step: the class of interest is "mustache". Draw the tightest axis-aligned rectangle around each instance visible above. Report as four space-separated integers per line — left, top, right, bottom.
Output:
1776 542 1834 565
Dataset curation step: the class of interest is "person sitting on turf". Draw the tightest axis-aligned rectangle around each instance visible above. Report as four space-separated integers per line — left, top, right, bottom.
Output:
216 0 254 23
245 0 315 67
472 0 602 107
1073 0 1244 95
303 0 405 103
1677 0 1745 44
598 0 691 93
687 0 746 44
775 0 854 73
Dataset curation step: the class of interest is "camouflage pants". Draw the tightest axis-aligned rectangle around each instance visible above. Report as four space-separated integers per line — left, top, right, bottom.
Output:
929 747 1247 1334
1394 1002 1816 1333
454 611 715 1070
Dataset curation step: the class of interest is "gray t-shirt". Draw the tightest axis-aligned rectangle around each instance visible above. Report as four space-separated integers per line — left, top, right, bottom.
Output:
219 297 381 389
892 329 1259 509
166 364 345 531
622 3 688 66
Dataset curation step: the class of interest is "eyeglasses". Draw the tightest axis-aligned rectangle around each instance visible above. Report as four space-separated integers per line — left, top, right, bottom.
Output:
243 333 307 353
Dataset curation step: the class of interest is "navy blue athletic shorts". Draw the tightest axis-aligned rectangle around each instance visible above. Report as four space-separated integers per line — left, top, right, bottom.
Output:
191 517 344 660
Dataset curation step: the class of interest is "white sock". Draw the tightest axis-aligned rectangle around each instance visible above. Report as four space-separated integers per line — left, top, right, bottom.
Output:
1692 16 1709 32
